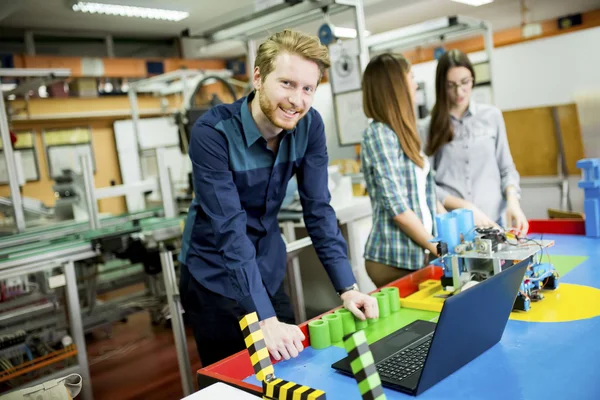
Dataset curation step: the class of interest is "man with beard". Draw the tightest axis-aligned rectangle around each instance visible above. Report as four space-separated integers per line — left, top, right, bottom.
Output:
179 30 379 367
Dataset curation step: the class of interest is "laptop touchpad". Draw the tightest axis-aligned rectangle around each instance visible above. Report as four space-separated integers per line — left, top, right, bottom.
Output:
374 331 421 359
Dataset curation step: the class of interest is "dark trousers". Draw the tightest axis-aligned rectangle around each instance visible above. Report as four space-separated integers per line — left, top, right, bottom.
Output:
180 264 295 367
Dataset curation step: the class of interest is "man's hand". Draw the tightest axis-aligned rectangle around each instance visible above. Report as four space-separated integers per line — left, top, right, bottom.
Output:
506 197 529 236
259 317 305 361
340 290 379 321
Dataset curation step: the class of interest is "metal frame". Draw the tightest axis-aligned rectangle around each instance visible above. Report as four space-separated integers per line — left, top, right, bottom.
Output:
0 68 72 233
0 247 97 400
42 125 95 179
0 130 41 184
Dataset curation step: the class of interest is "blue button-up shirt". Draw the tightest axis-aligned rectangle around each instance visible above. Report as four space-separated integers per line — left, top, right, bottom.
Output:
179 92 356 320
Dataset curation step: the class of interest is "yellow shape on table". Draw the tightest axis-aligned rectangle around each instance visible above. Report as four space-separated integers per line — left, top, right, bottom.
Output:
399 280 600 323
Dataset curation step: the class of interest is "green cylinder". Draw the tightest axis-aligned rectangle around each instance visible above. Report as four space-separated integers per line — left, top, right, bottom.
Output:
323 313 343 343
367 316 378 325
308 319 331 349
381 286 401 313
355 316 368 330
335 308 357 335
372 292 391 318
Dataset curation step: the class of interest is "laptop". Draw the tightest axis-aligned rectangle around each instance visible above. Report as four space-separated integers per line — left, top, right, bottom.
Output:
331 260 528 396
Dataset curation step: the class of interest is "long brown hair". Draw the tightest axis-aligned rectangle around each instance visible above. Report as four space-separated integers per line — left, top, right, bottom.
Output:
362 53 423 168
425 49 475 156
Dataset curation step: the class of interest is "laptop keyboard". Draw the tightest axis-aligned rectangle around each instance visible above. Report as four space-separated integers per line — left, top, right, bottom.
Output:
376 338 432 382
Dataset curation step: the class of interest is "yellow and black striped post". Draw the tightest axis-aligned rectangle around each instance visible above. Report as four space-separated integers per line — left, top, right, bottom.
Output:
262 378 326 400
344 330 386 400
239 312 274 383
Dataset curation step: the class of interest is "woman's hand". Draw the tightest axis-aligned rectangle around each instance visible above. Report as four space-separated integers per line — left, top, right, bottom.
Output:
506 197 529 236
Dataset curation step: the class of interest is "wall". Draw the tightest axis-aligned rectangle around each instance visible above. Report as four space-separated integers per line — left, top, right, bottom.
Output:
312 82 356 162
493 27 600 111
410 27 600 112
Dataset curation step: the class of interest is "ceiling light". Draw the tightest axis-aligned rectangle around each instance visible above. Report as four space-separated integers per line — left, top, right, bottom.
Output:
334 27 371 39
71 2 189 21
451 0 494 6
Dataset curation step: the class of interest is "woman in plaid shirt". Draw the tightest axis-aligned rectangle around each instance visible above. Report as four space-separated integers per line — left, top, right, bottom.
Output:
360 53 444 288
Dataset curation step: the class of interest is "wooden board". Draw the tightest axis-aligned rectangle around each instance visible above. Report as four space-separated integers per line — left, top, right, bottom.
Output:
503 103 584 177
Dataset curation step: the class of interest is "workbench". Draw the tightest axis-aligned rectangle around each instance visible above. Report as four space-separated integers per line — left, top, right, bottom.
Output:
197 220 600 400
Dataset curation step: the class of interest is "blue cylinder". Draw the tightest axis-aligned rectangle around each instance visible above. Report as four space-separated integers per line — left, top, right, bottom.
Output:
435 213 460 253
452 208 475 241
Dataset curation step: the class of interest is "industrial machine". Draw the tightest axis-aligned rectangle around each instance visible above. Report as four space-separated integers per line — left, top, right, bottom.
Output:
0 210 184 395
432 209 559 311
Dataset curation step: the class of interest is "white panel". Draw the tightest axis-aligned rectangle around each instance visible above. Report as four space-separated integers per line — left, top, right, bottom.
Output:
493 27 600 111
113 119 138 152
113 119 143 212
114 116 191 211
47 144 93 178
136 116 180 149
311 83 356 161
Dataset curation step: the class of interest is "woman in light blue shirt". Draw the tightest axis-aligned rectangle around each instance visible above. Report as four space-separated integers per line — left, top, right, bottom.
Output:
420 49 529 235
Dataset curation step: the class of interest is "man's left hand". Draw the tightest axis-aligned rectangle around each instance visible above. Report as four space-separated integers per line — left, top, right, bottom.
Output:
340 290 379 320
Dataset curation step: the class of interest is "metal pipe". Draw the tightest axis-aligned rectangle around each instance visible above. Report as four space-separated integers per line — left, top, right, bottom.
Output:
127 87 142 156
247 39 257 76
64 260 94 400
24 31 35 56
0 68 70 77
0 89 26 232
105 35 115 58
282 221 306 323
156 147 176 218
552 106 572 211
160 247 194 396
483 20 496 104
352 0 369 72
80 153 100 230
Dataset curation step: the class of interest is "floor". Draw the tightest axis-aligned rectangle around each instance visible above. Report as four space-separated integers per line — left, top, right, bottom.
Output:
87 305 202 399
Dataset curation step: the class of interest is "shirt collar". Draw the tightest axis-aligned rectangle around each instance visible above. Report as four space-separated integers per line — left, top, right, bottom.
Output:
450 100 477 121
466 100 478 116
241 91 297 148
241 92 263 147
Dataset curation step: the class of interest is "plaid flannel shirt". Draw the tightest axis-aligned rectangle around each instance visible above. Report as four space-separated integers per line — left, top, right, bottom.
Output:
361 121 437 271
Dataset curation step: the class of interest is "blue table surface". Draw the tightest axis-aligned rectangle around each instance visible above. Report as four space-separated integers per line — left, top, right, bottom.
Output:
243 234 600 399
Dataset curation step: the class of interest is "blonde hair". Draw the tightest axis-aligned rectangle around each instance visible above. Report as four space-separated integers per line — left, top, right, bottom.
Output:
254 30 331 82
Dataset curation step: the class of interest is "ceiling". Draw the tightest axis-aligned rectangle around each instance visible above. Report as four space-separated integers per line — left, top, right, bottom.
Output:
0 0 598 48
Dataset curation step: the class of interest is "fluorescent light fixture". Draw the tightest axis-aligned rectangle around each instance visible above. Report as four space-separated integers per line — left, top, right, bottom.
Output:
71 2 189 21
451 0 494 6
334 27 371 39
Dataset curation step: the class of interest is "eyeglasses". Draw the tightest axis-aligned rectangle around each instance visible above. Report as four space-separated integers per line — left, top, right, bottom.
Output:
446 77 474 91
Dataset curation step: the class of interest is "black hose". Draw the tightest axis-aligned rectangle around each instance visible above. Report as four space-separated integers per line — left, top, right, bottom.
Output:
188 75 238 108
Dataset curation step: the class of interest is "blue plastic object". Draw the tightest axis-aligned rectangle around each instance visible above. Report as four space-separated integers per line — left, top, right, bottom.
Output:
434 213 460 253
433 209 474 253
451 209 475 242
576 158 600 238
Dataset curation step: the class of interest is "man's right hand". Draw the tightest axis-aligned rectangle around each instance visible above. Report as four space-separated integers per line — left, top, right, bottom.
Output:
259 317 305 361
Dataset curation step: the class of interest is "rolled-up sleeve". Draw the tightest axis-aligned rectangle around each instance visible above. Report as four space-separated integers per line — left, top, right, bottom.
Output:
296 113 356 292
362 123 410 217
189 122 275 320
493 109 521 194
